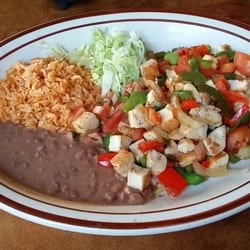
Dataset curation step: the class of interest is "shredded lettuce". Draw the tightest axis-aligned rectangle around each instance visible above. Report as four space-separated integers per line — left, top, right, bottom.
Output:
45 28 145 96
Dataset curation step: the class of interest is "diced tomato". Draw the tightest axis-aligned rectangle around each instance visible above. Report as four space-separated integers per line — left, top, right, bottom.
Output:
181 99 199 111
226 125 250 153
157 167 188 197
220 63 236 73
158 59 169 74
71 106 85 119
234 52 250 77
129 128 146 141
217 55 229 68
97 103 111 121
138 140 164 153
201 160 210 168
199 67 219 77
214 77 249 105
102 109 124 134
97 152 117 167
174 55 191 74
196 45 210 56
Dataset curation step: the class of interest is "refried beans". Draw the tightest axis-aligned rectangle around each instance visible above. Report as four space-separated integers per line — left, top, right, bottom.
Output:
0 122 154 205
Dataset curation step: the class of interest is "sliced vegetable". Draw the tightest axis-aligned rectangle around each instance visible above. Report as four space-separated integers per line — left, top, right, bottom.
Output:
216 50 235 61
179 71 231 115
97 103 111 120
181 99 199 111
173 90 194 100
234 51 250 77
157 167 188 196
97 152 117 167
174 55 191 74
102 134 111 151
193 161 228 177
102 110 124 133
226 125 250 153
175 167 205 185
129 128 146 141
199 59 213 69
229 153 241 164
122 91 147 112
164 51 179 65
138 140 164 153
138 155 147 168
189 58 199 72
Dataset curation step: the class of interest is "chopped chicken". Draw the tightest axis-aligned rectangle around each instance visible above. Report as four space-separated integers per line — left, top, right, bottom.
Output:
189 105 222 128
228 79 250 92
158 105 179 132
127 165 151 191
164 140 179 157
146 149 167 175
146 89 164 108
72 112 99 134
203 125 226 156
109 135 132 152
180 123 208 140
143 129 163 142
177 138 195 153
129 139 145 160
110 149 135 177
208 151 229 168
140 58 160 80
128 104 151 129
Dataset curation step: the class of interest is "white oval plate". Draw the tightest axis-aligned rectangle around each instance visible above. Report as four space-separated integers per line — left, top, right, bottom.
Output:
0 11 249 236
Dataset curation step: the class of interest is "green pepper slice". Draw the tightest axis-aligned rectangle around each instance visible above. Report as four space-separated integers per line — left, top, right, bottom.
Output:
164 51 179 65
173 90 194 100
122 91 148 112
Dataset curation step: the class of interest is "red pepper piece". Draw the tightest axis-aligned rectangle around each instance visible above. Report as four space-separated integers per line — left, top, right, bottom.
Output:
180 99 199 111
97 152 117 168
138 140 164 153
157 167 188 197
102 110 124 134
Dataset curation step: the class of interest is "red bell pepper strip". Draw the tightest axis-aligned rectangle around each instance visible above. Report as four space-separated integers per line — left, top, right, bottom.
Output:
181 99 199 111
102 109 124 134
138 140 164 153
157 167 188 197
97 103 111 121
97 152 117 168
214 78 249 105
225 105 250 127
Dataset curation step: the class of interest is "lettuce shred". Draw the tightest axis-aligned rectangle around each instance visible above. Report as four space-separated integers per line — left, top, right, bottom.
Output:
45 28 146 96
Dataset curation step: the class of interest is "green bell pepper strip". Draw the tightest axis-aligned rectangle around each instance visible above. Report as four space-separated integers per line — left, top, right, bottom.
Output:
178 71 231 115
229 110 250 133
175 166 205 185
224 73 236 80
138 155 147 168
164 51 179 65
122 91 148 112
189 58 199 73
216 50 235 61
172 90 194 100
199 59 213 69
229 153 241 164
102 134 111 151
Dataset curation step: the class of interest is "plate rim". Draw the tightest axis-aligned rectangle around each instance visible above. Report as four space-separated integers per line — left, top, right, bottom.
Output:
0 9 250 235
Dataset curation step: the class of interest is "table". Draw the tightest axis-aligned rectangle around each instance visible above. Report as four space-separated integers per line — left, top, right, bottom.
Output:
0 0 249 249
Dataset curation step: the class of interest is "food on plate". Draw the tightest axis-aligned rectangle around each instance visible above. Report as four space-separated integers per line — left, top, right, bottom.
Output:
0 28 249 204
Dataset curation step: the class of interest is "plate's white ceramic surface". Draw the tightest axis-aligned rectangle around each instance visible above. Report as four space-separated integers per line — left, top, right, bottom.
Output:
0 11 249 236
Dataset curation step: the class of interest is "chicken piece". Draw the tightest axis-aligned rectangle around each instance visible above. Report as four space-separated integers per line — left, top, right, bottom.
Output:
177 138 195 153
140 58 160 80
128 104 151 129
180 123 208 140
146 149 167 175
109 135 132 152
117 121 131 136
164 140 179 158
146 89 164 108
110 149 135 177
228 79 250 92
143 129 163 142
189 105 222 128
127 165 151 191
72 112 99 134
158 105 180 132
208 151 229 169
200 92 211 105
129 139 145 160
203 125 226 156
168 127 185 140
